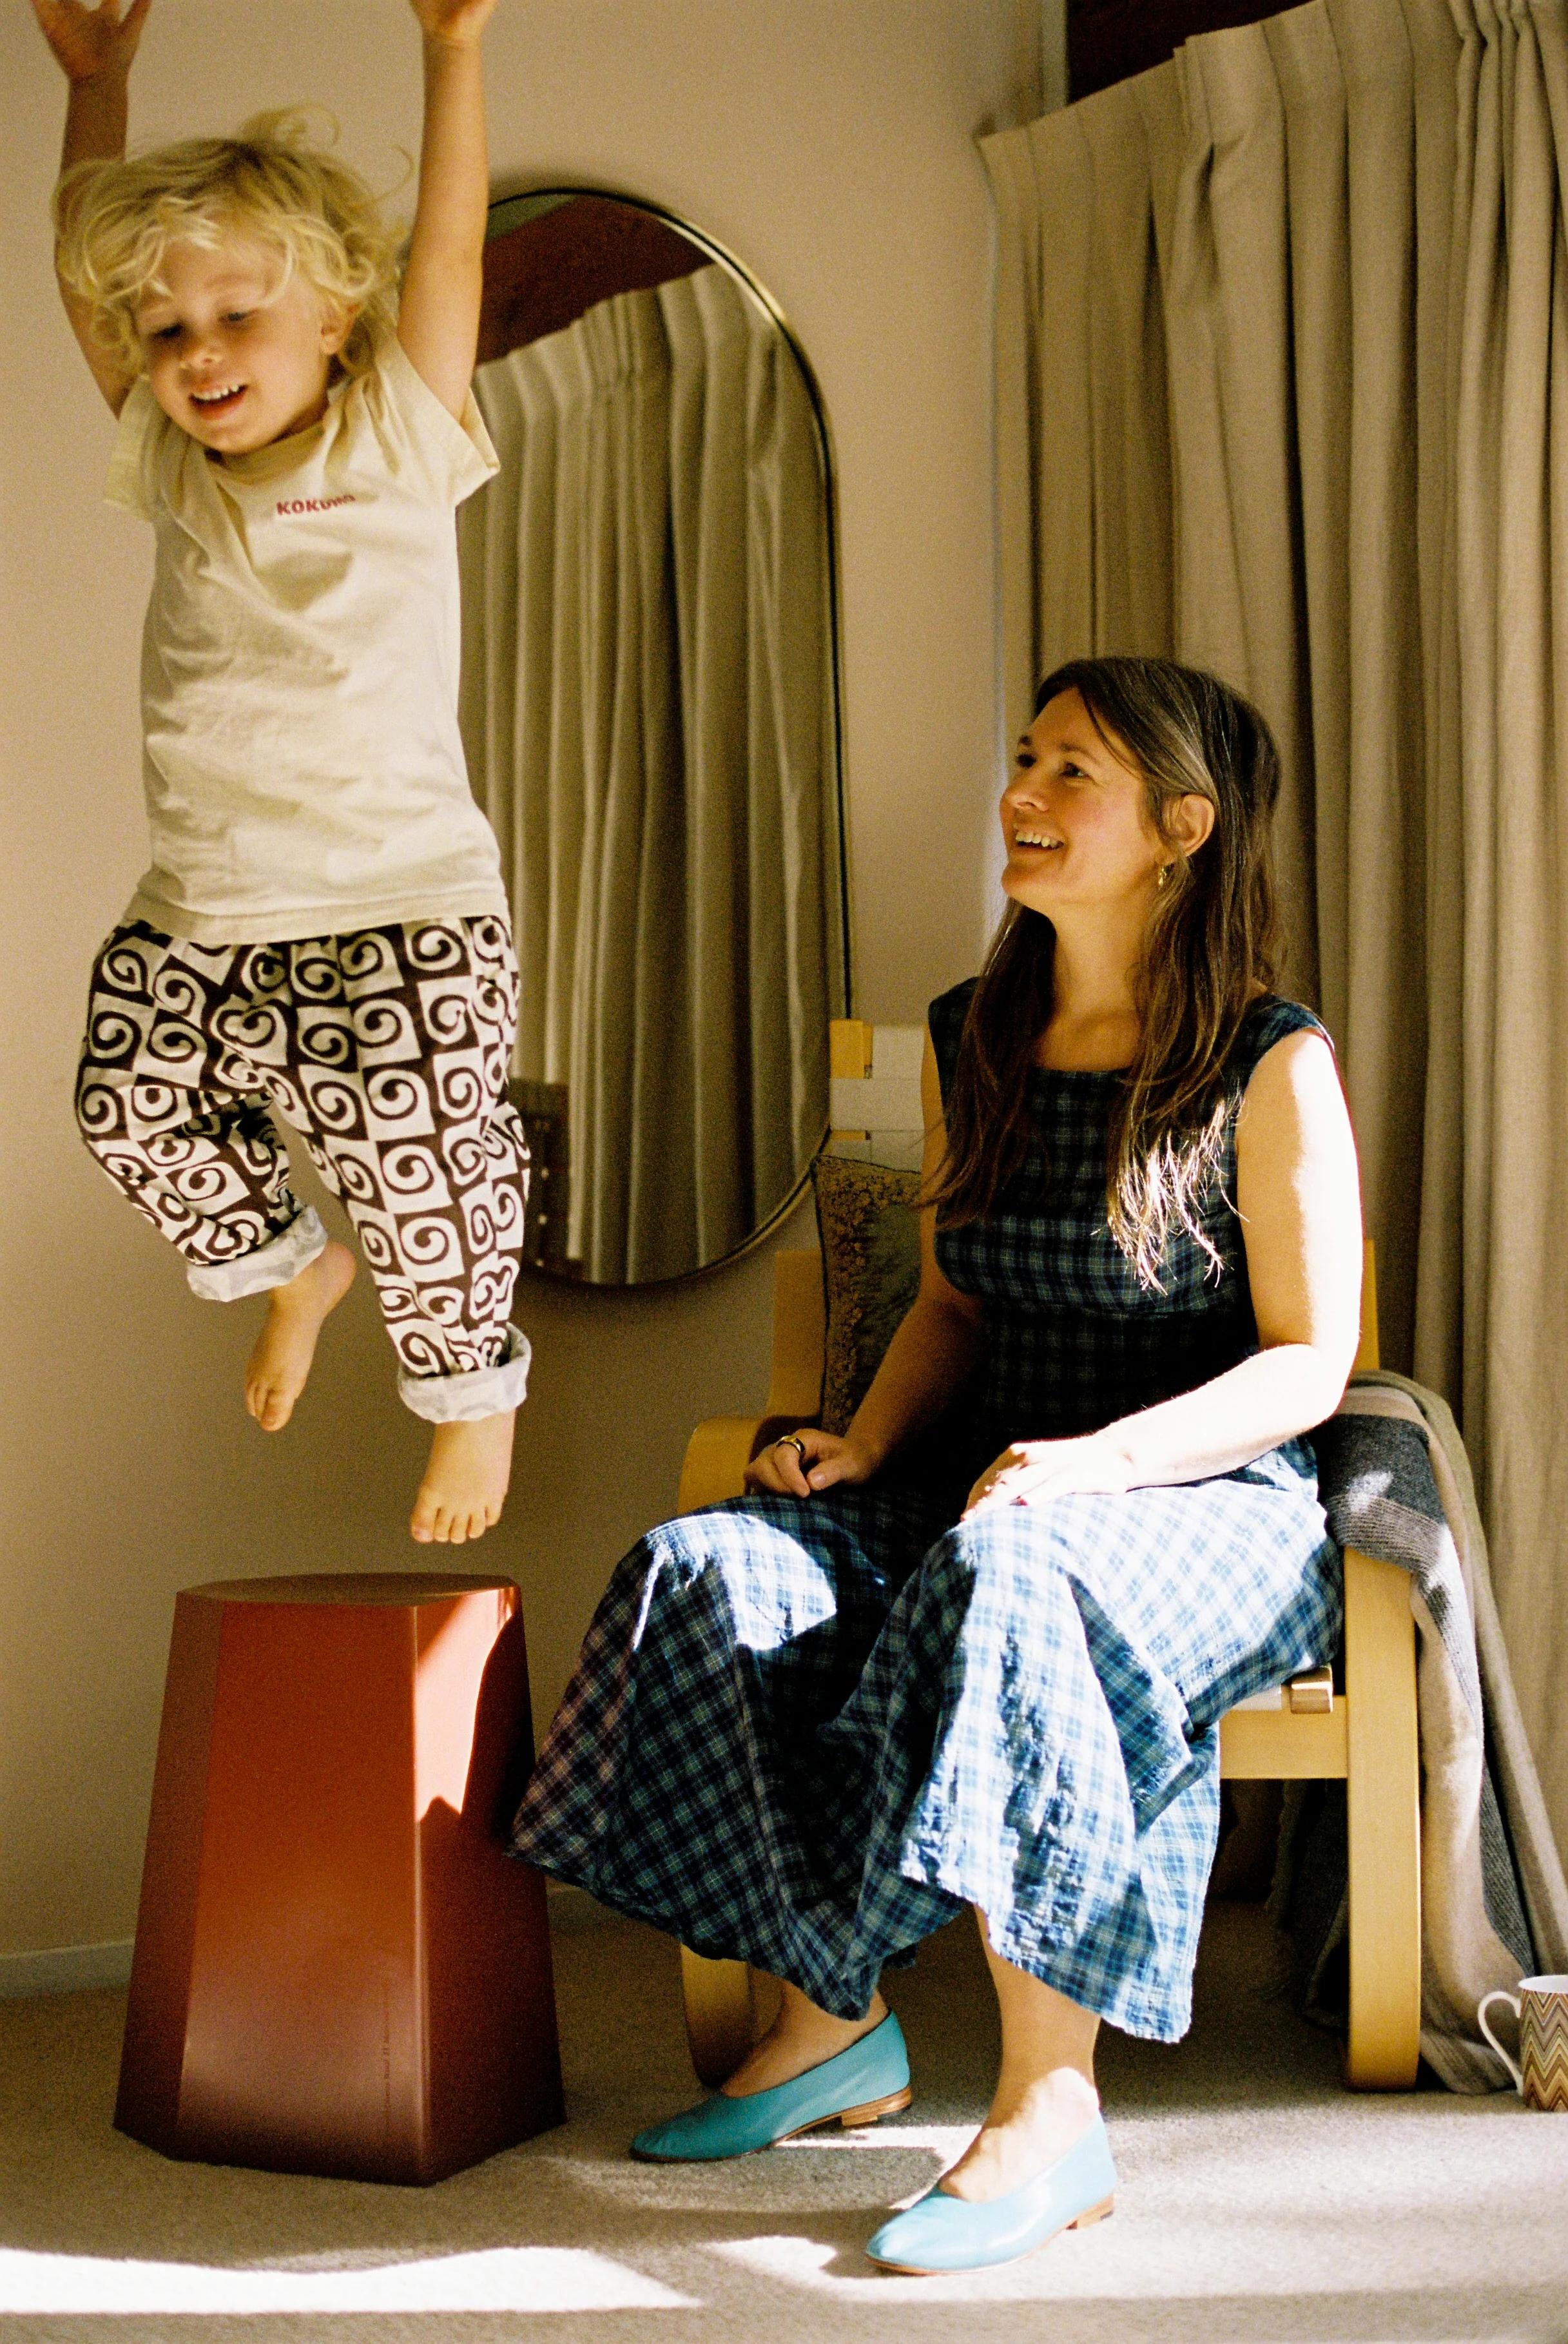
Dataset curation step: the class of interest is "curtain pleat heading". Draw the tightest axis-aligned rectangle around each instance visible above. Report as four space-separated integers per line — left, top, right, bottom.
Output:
982 0 1568 1859
460 264 835 1284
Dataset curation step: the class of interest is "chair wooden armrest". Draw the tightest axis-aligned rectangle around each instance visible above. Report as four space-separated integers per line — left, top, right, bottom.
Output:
1341 1543 1421 2086
1217 1246 1418 2089
677 1418 769 1515
1218 1543 1420 2089
675 1247 828 1517
676 1414 828 1516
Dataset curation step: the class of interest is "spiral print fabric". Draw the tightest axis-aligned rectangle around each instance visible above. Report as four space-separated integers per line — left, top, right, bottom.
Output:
76 917 530 1393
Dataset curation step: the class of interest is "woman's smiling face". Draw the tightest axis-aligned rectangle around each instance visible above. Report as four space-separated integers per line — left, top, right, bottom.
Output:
999 688 1176 919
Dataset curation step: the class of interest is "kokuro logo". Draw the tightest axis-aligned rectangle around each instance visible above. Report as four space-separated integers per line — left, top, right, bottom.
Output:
276 493 357 516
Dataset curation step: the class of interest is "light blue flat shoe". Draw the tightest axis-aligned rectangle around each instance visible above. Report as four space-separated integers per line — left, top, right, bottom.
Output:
630 2013 911 2162
864 2113 1117 2274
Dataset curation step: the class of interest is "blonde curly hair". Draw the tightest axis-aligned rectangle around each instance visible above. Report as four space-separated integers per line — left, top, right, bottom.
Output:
54 110 404 382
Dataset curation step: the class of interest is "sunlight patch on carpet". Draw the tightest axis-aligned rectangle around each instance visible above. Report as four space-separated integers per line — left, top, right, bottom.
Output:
0 2246 695 2315
711 2224 1127 2301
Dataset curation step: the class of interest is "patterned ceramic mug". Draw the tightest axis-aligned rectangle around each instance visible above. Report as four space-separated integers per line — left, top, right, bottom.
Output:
1477 1975 1568 2110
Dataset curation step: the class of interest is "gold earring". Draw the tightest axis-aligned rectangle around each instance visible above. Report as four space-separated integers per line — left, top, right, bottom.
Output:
1157 862 1175 891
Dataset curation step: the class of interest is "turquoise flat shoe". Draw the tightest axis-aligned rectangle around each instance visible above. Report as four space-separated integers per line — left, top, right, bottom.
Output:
630 2013 911 2162
864 2113 1117 2274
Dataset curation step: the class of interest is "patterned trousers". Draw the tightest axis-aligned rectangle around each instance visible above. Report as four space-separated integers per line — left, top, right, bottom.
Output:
75 917 531 1422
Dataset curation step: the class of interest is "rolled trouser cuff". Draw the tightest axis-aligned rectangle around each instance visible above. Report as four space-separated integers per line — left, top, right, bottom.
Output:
398 1324 531 1423
186 1206 329 1302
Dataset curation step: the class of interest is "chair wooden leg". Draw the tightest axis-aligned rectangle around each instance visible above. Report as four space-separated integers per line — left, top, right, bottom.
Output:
679 1950 784 2087
1343 1547 1422 2088
680 1948 757 2088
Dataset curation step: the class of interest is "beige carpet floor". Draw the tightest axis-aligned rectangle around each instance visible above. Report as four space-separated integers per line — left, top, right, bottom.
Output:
1 1900 1566 2343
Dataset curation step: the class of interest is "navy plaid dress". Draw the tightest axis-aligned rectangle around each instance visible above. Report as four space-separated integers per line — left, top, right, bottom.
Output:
511 986 1341 2041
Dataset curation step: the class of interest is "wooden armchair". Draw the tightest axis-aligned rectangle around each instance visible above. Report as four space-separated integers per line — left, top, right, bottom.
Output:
675 1241 1421 2093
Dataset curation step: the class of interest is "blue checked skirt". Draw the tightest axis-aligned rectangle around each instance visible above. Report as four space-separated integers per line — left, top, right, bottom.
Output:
511 985 1342 2040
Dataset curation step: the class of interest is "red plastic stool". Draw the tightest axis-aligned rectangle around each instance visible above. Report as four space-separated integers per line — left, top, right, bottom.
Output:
115 1573 563 2184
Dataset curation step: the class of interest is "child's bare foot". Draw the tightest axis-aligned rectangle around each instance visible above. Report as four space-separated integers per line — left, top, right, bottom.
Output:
411 1411 516 1545
244 1241 356 1431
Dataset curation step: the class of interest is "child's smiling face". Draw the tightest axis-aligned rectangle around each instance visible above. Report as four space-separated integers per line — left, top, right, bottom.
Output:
135 236 352 456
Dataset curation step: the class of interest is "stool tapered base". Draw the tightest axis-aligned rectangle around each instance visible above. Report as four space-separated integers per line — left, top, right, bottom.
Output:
115 1573 563 2184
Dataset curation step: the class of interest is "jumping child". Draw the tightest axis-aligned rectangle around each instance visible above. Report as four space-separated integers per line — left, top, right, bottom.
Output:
34 0 527 1544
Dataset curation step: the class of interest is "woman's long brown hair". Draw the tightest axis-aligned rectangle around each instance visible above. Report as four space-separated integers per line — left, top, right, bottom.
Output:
929 657 1283 1288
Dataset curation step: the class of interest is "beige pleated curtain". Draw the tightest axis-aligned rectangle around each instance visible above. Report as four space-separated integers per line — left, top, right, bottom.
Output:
982 0 1568 1856
460 264 833 1284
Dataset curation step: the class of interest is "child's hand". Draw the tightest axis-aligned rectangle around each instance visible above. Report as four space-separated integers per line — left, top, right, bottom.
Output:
30 0 152 84
409 0 497 48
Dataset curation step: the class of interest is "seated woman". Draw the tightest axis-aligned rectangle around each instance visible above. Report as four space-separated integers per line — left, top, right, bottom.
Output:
511 655 1362 2276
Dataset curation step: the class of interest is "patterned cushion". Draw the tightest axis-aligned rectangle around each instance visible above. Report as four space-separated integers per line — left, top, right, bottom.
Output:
812 1155 922 1435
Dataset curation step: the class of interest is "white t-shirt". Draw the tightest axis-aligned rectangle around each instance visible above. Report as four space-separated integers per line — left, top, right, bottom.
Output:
105 335 510 945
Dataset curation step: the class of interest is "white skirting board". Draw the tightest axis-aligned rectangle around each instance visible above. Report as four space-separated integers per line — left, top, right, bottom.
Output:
0 1940 133 1999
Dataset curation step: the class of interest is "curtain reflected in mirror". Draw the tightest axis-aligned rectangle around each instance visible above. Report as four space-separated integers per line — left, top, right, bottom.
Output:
458 191 847 1286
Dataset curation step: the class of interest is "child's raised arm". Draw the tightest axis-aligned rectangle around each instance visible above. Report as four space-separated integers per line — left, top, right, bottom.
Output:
399 0 499 419
32 0 153 414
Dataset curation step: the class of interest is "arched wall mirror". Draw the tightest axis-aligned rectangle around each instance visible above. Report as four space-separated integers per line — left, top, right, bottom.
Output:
458 189 849 1288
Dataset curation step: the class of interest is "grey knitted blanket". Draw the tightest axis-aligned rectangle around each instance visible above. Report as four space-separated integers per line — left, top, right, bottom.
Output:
1276 1373 1568 2091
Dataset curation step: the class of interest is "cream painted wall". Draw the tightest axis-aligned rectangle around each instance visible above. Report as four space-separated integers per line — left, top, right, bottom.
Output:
0 0 1040 1957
